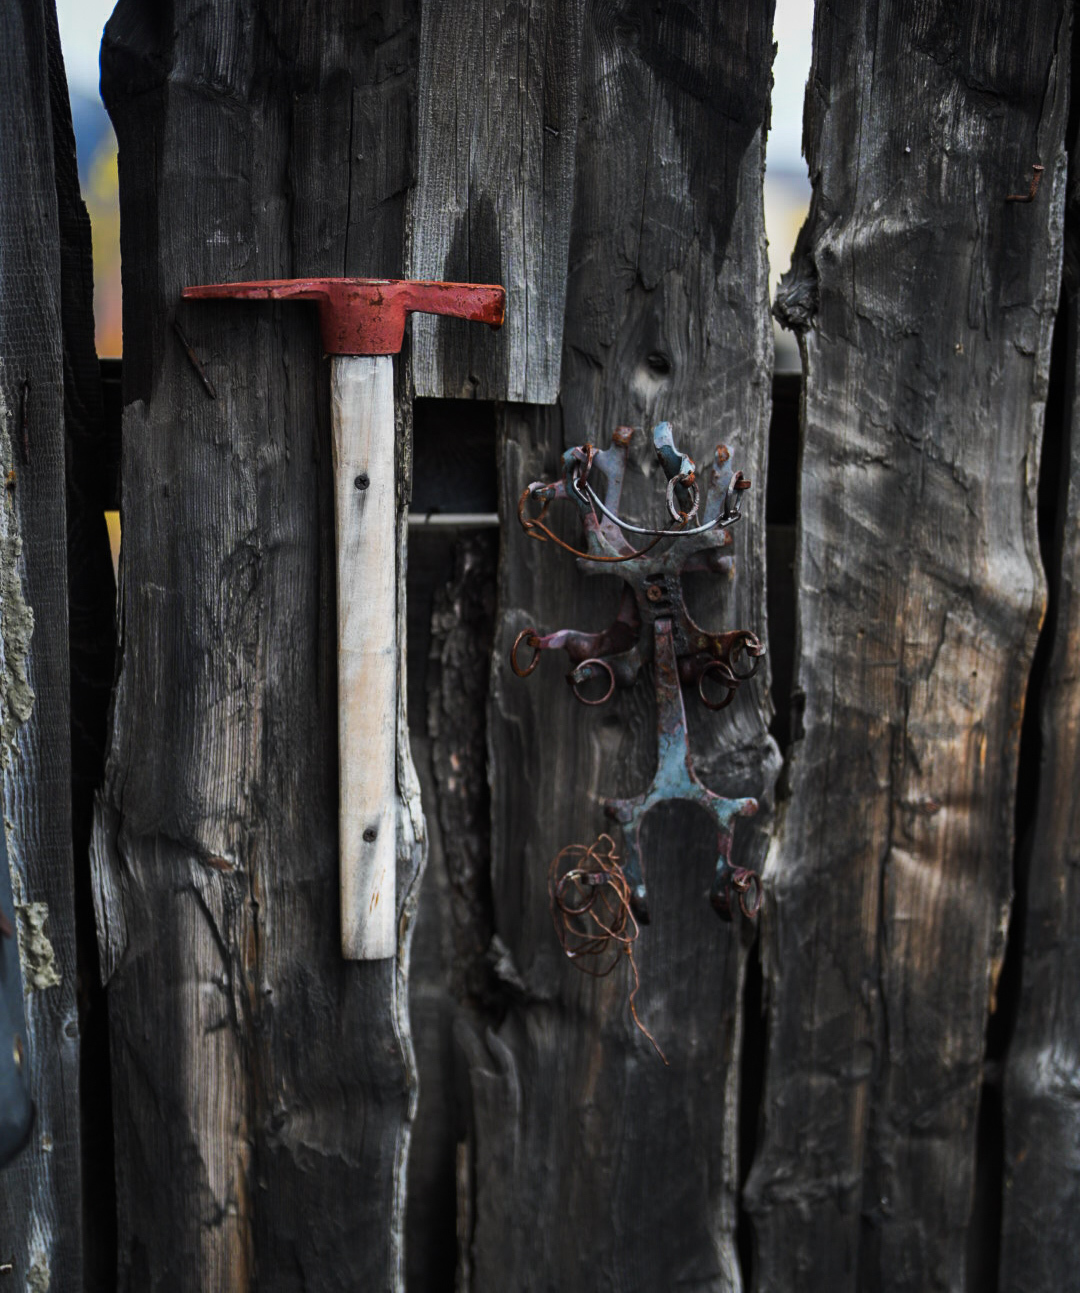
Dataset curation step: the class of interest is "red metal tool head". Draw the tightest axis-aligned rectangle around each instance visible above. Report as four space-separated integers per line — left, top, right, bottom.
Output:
181 276 505 356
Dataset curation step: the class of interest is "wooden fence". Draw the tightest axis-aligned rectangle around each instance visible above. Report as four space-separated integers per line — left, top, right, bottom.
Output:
0 0 1076 1289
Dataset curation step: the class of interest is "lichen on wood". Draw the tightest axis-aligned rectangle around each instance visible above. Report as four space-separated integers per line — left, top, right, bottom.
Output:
0 383 36 763
14 902 60 993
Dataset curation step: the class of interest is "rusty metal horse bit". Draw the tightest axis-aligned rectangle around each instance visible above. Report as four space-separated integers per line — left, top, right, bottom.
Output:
511 422 765 925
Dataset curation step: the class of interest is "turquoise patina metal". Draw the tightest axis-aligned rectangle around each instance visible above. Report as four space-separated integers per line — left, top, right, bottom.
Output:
512 422 764 922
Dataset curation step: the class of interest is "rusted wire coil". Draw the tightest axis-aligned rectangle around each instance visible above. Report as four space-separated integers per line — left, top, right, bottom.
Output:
548 834 668 1064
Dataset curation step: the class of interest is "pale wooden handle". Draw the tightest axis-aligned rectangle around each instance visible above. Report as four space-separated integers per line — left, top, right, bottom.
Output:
332 355 397 959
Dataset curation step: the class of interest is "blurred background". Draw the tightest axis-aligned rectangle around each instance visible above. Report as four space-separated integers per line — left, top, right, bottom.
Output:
767 0 813 372
57 0 812 375
57 0 121 359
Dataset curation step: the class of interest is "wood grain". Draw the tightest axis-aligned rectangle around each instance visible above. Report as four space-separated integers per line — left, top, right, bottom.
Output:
471 3 777 1287
409 0 585 403
93 2 423 1286
745 4 1069 1289
0 1 82 1286
1001 96 1080 1293
333 355 399 960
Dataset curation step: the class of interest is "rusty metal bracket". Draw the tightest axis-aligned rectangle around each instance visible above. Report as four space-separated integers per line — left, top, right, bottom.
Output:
512 423 764 923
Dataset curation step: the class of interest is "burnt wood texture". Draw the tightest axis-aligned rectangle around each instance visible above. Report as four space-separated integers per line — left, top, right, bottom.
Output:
1001 66 1080 1293
0 1 84 1286
19 0 1080 1288
746 4 1069 1292
473 4 778 1288
92 3 425 1288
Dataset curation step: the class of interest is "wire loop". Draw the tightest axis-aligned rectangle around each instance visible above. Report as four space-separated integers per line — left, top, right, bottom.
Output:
549 835 667 1063
518 485 667 564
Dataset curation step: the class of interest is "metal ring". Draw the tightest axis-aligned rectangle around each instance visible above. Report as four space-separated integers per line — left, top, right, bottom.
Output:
666 474 700 524
726 631 765 681
730 868 762 919
569 657 616 706
511 628 542 677
698 660 738 711
555 868 600 917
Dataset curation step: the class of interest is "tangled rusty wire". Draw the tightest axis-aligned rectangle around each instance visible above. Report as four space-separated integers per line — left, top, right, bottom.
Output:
548 834 668 1064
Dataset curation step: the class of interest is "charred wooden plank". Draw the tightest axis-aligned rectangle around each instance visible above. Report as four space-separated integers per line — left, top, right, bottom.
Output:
745 4 1069 1289
1001 72 1080 1293
409 0 585 403
0 0 83 1285
93 3 423 1287
473 2 777 1286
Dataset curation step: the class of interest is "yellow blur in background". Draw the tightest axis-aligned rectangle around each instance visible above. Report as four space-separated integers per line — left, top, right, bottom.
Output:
86 130 121 359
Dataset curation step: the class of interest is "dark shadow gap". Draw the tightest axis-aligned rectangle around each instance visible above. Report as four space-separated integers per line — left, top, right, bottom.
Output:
736 932 765 1289
765 372 799 755
735 371 800 1290
411 398 498 516
78 357 123 1288
406 399 499 1293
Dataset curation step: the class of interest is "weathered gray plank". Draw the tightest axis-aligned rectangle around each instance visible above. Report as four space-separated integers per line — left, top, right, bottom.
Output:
1001 95 1080 1293
93 3 424 1288
409 0 585 403
472 3 777 1287
745 4 1069 1289
0 1 82 1286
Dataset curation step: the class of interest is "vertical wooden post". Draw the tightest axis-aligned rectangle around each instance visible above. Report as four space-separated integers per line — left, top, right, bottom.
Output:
1002 106 1080 1293
90 3 424 1286
745 3 1069 1288
472 4 777 1286
0 1 83 1285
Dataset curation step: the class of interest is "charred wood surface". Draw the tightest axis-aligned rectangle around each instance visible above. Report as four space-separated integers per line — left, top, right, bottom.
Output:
0 1 82 1286
93 3 424 1288
746 4 1069 1290
475 3 777 1288
1001 58 1080 1293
